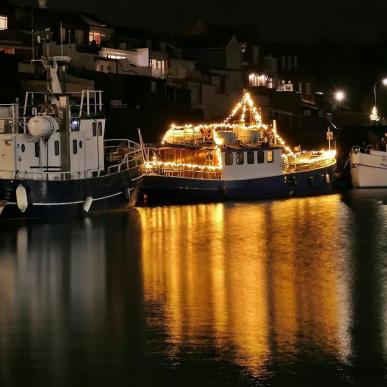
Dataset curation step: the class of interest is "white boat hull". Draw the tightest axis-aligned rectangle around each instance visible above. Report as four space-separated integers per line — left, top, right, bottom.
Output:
350 149 387 187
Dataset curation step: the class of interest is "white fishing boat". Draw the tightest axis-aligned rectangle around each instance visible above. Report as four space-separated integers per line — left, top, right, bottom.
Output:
350 142 387 187
0 56 144 219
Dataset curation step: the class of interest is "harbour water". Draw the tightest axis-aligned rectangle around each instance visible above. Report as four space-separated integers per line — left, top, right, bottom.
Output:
0 192 386 386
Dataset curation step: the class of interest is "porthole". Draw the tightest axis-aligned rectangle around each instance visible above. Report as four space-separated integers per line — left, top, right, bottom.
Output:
21 144 25 153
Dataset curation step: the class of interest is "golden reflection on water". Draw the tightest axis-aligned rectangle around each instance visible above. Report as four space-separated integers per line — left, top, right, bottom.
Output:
139 195 352 375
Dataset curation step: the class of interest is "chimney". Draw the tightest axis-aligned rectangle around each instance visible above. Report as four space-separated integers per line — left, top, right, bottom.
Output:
37 0 48 9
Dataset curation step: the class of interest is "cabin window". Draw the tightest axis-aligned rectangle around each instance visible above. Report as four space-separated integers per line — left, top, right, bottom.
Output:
92 122 97 136
236 151 244 165
98 121 103 136
247 151 254 164
54 141 60 156
21 144 25 153
79 141 83 149
0 16 8 31
71 119 80 131
34 142 40 157
257 149 264 163
225 151 233 165
267 150 274 163
73 140 78 154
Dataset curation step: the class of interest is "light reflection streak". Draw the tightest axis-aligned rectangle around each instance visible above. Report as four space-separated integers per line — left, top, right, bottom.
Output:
139 195 353 377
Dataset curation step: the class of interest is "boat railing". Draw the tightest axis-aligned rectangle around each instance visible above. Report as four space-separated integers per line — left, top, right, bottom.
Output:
351 145 387 155
105 139 144 174
284 157 336 173
145 165 222 180
22 90 104 119
0 104 18 134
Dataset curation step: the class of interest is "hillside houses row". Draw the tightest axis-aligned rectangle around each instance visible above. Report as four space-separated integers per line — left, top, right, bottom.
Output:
0 0 326 142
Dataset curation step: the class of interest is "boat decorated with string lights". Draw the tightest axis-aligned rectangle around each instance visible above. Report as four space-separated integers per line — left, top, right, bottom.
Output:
142 91 336 204
0 56 144 219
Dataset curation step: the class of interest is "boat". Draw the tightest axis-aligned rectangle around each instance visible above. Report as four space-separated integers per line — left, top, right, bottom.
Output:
0 56 144 219
141 91 336 204
349 142 387 187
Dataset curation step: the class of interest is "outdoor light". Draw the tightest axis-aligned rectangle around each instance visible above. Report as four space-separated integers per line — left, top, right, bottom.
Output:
334 90 345 102
370 106 380 121
371 78 387 121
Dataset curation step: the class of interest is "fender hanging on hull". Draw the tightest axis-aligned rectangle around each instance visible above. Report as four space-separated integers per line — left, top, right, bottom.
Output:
0 170 142 220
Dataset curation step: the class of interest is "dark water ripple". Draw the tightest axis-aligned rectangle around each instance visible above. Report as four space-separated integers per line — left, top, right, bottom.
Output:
0 190 386 386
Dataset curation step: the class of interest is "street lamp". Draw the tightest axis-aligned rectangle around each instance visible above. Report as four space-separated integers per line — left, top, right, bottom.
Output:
334 90 346 103
370 77 387 122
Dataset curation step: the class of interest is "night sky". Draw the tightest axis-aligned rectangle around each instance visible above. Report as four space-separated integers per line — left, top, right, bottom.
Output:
10 0 387 42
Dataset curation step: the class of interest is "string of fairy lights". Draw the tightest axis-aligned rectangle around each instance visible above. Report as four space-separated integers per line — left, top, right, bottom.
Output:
164 91 297 158
147 91 336 173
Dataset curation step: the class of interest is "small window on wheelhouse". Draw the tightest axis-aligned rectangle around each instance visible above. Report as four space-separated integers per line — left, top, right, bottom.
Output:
54 141 60 156
267 150 274 163
247 151 254 164
225 151 233 165
98 121 103 136
257 149 264 163
34 142 40 157
92 122 97 136
236 151 244 165
73 139 78 154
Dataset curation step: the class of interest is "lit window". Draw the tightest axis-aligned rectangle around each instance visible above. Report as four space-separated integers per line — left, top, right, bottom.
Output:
266 150 274 163
0 16 8 31
0 47 15 54
89 31 101 45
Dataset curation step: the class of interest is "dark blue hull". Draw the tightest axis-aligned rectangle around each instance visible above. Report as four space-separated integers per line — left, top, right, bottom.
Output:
141 163 336 205
0 168 143 220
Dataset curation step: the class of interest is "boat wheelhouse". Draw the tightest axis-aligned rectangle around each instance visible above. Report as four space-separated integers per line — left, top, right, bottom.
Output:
0 56 143 219
142 91 336 204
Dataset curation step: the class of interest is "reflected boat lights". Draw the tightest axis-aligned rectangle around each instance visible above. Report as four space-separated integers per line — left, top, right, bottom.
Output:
149 91 337 171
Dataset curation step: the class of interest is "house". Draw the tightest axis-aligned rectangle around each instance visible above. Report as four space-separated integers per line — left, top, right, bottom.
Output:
0 0 13 32
162 20 245 119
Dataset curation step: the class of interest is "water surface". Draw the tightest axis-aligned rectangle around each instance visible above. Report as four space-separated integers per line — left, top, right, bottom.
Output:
0 191 386 386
